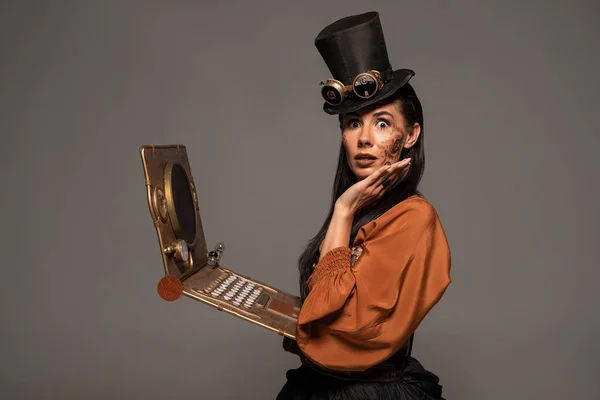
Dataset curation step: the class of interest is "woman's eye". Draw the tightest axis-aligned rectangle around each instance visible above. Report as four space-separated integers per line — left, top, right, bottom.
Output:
346 120 360 129
376 120 390 129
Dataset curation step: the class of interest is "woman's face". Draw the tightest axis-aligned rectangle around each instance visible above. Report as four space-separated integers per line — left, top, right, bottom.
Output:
341 101 420 181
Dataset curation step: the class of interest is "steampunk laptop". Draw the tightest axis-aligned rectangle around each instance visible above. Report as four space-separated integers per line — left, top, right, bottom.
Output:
139 144 301 339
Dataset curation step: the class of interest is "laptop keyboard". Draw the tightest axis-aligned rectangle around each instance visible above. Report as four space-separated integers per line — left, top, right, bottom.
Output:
199 272 267 309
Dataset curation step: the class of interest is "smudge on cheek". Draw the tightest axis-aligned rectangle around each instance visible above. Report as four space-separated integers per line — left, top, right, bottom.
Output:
379 132 404 165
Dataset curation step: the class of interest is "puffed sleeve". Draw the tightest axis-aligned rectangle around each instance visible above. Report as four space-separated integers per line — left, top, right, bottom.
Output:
295 198 451 371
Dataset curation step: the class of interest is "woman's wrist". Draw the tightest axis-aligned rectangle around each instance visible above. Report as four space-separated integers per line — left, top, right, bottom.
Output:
334 200 355 219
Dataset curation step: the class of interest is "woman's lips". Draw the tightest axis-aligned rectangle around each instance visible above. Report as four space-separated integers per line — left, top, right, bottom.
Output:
355 158 377 167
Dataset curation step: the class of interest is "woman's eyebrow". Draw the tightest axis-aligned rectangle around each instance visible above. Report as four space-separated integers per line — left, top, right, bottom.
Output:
372 110 394 119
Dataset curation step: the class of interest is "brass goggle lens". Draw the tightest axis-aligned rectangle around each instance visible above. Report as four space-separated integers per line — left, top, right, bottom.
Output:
353 71 382 99
320 70 384 105
320 79 346 106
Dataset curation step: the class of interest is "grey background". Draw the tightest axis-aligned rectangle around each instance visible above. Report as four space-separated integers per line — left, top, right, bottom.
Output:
1 1 598 399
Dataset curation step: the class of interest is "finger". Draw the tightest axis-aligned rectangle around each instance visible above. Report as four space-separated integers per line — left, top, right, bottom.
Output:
363 163 395 187
380 158 411 183
372 173 395 196
387 161 411 187
387 167 409 189
373 158 412 196
366 158 412 194
391 158 412 179
392 157 411 169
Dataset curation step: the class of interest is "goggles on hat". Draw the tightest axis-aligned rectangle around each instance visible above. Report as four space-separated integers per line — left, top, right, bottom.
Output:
319 70 386 106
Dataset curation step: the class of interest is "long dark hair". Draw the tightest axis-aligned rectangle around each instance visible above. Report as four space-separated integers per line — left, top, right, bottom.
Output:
297 83 426 300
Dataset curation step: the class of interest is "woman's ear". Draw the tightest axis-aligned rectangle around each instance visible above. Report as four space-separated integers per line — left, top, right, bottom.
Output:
404 123 421 149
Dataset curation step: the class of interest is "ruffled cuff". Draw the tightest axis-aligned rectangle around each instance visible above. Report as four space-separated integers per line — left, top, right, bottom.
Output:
306 246 352 291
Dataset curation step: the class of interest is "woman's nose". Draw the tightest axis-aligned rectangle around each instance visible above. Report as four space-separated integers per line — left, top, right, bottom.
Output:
358 128 373 147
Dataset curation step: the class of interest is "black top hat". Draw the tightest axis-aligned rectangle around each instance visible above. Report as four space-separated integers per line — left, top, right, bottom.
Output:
315 11 414 115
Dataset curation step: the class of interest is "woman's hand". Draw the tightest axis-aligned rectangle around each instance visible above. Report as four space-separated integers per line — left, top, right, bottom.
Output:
317 158 411 261
335 158 412 215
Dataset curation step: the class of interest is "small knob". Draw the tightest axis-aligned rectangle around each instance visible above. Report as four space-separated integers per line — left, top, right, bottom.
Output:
207 242 225 268
215 242 225 261
207 251 218 268
164 239 189 264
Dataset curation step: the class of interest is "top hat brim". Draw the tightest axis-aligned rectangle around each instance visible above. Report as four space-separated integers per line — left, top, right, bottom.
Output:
322 69 415 115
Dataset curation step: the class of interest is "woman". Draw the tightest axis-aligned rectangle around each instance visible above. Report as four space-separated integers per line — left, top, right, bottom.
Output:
277 12 452 400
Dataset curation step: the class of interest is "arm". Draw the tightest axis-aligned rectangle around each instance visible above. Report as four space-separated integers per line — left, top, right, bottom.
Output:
281 205 353 359
318 204 354 261
295 199 452 371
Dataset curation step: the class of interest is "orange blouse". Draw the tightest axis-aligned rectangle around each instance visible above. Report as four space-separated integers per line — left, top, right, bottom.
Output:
295 195 452 371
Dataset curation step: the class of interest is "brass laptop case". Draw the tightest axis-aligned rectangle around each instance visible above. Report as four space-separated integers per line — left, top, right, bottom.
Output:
140 144 301 339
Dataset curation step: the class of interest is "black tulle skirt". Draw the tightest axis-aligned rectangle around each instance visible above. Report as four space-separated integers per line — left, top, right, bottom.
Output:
276 357 445 400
